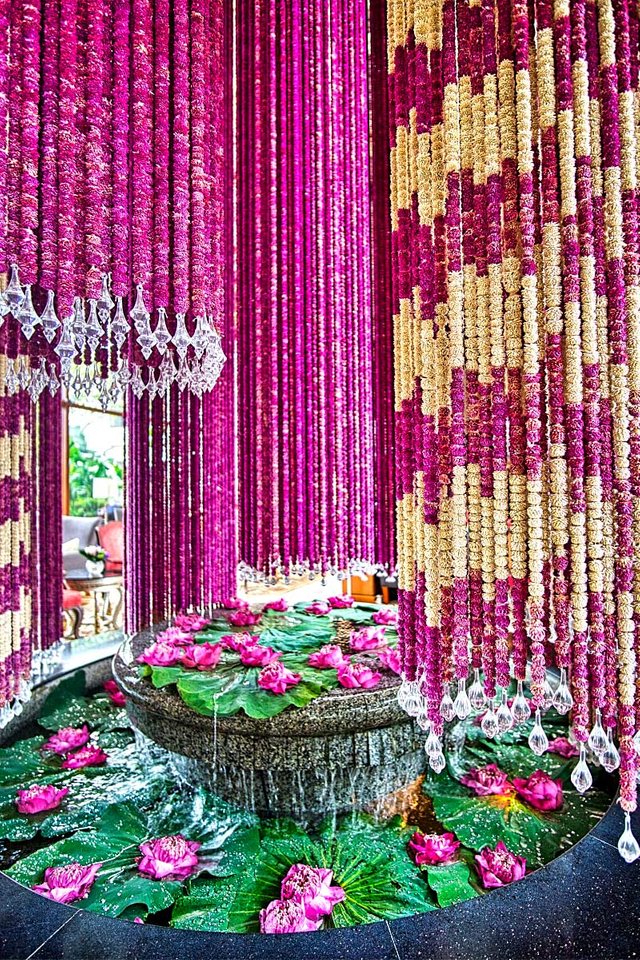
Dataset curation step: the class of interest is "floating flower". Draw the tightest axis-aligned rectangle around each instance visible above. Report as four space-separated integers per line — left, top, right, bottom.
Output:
103 680 126 708
408 831 460 866
227 607 262 627
258 661 302 694
350 626 387 651
220 632 259 653
336 662 381 689
61 746 108 770
280 864 345 920
223 598 244 609
475 842 527 888
547 736 579 759
460 763 513 797
174 612 210 632
15 784 69 815
137 835 201 881
42 725 90 755
377 646 401 674
181 642 223 670
240 644 282 667
513 770 564 812
263 598 289 612
327 595 355 609
155 627 193 645
259 897 321 934
32 862 102 904
137 641 184 667
307 644 347 669
305 601 331 616
372 607 398 626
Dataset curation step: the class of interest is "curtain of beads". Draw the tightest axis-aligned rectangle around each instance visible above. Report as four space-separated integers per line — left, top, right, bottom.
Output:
389 0 640 854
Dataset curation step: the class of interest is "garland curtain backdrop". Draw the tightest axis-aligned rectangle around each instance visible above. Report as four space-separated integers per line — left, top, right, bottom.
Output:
389 0 640 829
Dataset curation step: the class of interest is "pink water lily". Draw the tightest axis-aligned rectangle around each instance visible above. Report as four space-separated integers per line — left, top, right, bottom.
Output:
327 595 354 609
181 642 223 670
42 725 90 755
475 841 527 888
263 597 289 612
408 831 460 866
377 646 401 674
337 662 381 689
227 607 262 627
259 897 321 934
460 763 513 797
220 632 259 653
155 627 193 645
307 644 347 669
137 835 201 881
305 600 331 616
280 863 346 920
350 626 387 651
61 746 108 770
258 661 302 694
513 770 564 812
372 607 398 626
547 736 579 758
240 644 282 667
103 680 126 707
223 597 244 609
32 862 102 904
174 612 210 632
16 784 69 815
137 641 184 667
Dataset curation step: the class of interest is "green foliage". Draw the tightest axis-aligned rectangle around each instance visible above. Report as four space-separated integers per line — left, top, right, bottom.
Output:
68 424 122 518
38 672 130 733
423 860 478 907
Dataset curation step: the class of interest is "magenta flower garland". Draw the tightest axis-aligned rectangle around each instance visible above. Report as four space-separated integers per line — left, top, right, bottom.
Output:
390 0 640 860
0 0 226 402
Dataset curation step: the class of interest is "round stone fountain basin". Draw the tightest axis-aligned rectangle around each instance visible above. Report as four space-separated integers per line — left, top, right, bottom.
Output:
113 627 424 819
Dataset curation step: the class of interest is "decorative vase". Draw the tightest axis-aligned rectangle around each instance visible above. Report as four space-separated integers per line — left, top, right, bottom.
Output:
85 559 104 577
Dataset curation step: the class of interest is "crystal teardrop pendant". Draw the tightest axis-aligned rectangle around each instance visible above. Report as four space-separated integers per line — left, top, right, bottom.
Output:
396 680 411 711
430 750 446 774
618 812 640 863
154 308 171 354
17 285 40 339
511 680 531 724
97 273 115 320
528 708 549 755
425 728 441 757
4 264 24 316
571 743 593 794
112 296 130 347
541 676 555 712
439 688 455 722
173 312 192 357
468 667 485 711
601 729 620 773
496 690 513 734
40 290 60 342
588 708 608 757
453 679 472 720
553 668 574 715
481 700 499 739
130 283 151 332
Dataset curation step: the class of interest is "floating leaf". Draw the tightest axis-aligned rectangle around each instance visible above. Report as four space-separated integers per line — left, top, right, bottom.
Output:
38 672 129 733
424 860 478 907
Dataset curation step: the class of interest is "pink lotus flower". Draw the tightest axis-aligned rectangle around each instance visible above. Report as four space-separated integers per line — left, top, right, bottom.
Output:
305 600 331 616
337 662 381 689
327 595 354 609
155 627 193 645
15 784 69 815
220 632 259 653
223 597 244 609
373 607 398 626
263 598 289 612
181 642 223 670
42 725 90 755
133 917 143 924
547 736 579 758
227 607 262 627
307 644 347 669
32 861 102 904
475 841 527 888
137 641 184 667
513 770 564 812
280 863 346 920
377 646 401 674
350 626 387 651
259 897 321 934
137 835 201 881
104 680 126 708
174 612 210 632
258 661 302 694
460 763 513 796
408 831 460 866
61 746 108 770
240 644 282 667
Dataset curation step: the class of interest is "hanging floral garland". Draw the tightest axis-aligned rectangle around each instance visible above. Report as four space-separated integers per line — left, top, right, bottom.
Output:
0 0 227 403
390 0 640 861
